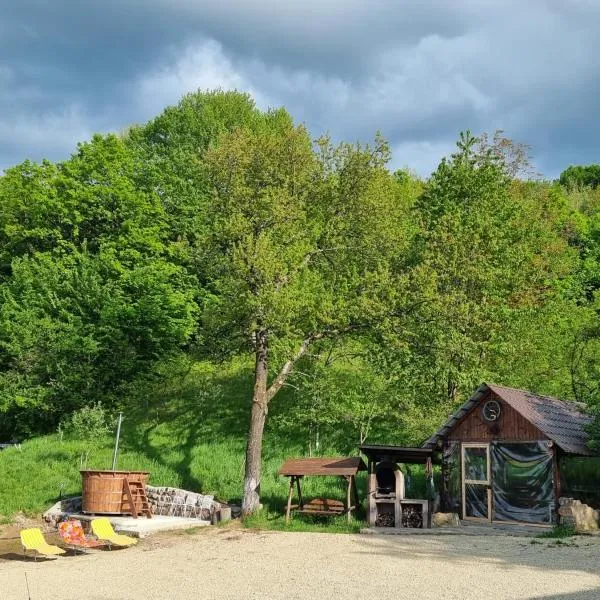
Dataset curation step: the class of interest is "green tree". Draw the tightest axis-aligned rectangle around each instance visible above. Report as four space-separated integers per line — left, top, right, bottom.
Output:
0 134 165 267
0 133 198 438
127 90 262 251
0 249 196 437
401 131 577 413
559 165 600 190
199 111 410 512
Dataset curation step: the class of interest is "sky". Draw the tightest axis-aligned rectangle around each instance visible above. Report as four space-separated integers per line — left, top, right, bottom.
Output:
1 0 599 178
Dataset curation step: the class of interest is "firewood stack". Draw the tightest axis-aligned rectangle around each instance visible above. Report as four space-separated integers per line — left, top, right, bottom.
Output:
375 511 395 527
401 504 423 528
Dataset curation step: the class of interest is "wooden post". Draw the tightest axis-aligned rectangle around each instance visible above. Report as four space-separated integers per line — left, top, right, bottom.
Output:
553 445 561 524
296 476 304 509
285 477 295 523
440 445 447 512
368 460 377 526
346 476 352 522
351 475 359 510
422 499 429 529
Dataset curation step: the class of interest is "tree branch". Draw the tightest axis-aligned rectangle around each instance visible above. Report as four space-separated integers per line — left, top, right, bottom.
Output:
266 335 320 402
266 324 365 403
264 298 429 404
275 246 355 291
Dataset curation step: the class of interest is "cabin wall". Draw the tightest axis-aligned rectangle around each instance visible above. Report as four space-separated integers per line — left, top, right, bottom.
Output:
448 392 545 443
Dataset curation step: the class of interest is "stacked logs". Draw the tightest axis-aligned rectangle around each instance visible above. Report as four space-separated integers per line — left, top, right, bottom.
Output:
375 510 395 527
401 504 423 528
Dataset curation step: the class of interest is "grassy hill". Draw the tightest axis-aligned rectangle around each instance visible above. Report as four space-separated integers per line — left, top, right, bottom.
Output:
1 357 426 531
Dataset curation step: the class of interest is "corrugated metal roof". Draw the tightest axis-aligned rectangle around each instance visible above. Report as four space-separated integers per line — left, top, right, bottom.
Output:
422 383 594 456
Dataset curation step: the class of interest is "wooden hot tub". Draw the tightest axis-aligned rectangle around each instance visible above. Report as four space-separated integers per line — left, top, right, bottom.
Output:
81 470 149 515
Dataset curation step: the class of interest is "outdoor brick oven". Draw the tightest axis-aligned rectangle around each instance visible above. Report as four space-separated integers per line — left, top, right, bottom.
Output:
361 445 436 528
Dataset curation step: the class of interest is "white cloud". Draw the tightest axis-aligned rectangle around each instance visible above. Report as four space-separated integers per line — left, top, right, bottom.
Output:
2 0 600 176
135 40 267 119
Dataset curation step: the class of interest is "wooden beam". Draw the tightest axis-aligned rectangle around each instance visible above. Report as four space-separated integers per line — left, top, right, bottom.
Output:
285 477 295 523
346 476 352 522
351 475 359 509
296 476 304 509
553 446 561 524
441 446 447 512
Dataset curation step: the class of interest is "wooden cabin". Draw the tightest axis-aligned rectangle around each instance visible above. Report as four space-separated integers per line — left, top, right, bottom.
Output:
422 383 594 525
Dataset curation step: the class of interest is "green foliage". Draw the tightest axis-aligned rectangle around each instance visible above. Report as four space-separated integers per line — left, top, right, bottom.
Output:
560 456 600 507
559 164 600 190
1 90 600 511
270 351 395 453
59 402 112 442
537 524 577 539
0 130 199 439
127 90 263 251
0 435 180 517
387 131 580 414
0 249 197 438
196 120 411 360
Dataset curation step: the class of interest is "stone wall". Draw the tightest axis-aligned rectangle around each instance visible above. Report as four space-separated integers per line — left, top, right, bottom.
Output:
146 486 219 520
43 487 223 525
43 496 83 527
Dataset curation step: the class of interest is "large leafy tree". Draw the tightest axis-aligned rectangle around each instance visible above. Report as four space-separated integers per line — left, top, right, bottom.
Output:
127 90 262 252
0 134 165 266
0 133 197 437
0 250 196 437
400 132 577 413
199 110 410 512
559 165 600 190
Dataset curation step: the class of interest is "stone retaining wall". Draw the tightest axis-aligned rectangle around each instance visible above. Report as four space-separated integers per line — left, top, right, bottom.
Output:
146 486 219 520
43 486 223 525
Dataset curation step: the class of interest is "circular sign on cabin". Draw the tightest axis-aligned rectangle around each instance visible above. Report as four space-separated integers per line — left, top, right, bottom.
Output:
482 399 502 422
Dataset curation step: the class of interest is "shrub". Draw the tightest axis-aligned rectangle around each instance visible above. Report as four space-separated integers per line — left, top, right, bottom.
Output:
60 402 113 442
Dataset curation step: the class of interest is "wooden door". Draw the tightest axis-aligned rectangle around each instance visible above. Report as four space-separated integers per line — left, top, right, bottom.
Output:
462 443 491 521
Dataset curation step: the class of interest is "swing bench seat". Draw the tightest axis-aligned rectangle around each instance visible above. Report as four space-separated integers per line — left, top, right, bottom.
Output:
292 498 347 516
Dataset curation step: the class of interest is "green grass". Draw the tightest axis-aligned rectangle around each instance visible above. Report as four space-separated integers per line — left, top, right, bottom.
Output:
0 358 380 530
537 524 577 539
243 509 363 533
0 436 180 518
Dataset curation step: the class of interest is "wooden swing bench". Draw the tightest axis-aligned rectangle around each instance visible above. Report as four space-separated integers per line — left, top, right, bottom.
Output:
279 457 367 522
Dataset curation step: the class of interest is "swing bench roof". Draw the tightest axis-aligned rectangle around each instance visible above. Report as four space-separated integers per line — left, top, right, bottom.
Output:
278 456 366 477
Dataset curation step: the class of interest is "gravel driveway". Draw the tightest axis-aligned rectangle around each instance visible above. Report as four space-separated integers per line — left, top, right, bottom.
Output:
1 528 599 600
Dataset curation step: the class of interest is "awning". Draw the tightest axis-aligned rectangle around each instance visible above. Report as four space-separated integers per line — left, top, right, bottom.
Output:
360 444 441 465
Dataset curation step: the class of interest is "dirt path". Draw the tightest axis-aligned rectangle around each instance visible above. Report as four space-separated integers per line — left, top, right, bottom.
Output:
1 528 599 600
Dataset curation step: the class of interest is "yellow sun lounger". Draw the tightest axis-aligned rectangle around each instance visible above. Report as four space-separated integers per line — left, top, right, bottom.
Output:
91 518 138 549
20 528 66 559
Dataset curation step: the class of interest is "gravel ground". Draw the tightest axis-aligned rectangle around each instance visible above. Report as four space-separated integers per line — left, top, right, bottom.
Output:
1 528 600 600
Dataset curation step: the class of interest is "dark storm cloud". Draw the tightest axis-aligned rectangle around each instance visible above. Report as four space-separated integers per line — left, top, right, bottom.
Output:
1 0 599 176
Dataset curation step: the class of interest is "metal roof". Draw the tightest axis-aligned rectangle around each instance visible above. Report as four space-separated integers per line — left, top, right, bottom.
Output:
422 383 594 456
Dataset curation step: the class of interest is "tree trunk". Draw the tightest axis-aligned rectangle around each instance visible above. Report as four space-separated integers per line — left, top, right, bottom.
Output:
242 329 269 515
